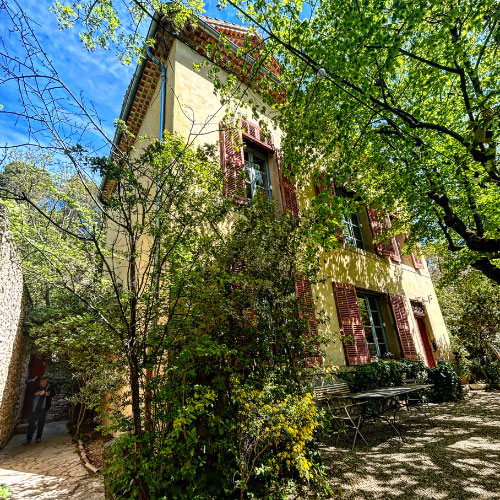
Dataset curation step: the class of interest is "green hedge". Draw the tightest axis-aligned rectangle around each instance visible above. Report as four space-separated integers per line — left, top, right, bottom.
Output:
339 359 463 402
427 362 463 402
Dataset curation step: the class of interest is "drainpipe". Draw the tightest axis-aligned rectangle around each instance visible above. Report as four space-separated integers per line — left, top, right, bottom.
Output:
145 45 167 428
146 45 167 139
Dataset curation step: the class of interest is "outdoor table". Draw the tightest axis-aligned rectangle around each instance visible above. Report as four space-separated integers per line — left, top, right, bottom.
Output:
329 384 435 441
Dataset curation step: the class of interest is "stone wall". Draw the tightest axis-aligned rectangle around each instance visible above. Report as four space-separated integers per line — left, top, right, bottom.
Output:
46 393 71 422
0 203 27 448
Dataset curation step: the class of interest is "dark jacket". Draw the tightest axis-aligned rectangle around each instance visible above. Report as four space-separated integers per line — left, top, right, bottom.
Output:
26 378 56 411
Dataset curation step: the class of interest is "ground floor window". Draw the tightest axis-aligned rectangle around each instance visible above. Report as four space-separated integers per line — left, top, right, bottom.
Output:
358 293 389 357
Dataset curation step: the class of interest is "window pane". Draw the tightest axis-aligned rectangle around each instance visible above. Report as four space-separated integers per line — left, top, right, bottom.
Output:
351 214 364 248
371 312 382 327
374 327 385 343
367 296 378 311
255 169 267 188
378 343 388 356
344 213 365 249
357 293 389 358
253 155 266 170
244 147 271 201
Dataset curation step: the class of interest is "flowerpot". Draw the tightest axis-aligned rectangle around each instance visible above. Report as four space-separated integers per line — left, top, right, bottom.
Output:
469 383 487 390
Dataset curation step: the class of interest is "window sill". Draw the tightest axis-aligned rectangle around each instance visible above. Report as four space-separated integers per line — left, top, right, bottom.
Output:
337 246 432 277
340 244 385 262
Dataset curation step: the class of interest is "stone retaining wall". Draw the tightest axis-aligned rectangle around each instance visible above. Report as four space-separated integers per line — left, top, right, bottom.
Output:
0 204 27 448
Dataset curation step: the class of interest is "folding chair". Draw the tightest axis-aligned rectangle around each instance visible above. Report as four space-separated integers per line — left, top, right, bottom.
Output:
313 380 368 449
401 378 434 426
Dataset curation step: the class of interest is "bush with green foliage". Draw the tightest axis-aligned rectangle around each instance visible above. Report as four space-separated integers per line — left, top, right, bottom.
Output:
0 485 11 499
340 360 405 392
484 360 500 389
340 359 463 404
398 359 428 382
427 362 463 402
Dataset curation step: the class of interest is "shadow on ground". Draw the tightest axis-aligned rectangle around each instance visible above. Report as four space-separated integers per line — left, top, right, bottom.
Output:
313 391 500 500
0 420 104 499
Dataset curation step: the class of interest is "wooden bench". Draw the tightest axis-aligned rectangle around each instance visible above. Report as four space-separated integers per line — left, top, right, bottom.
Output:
313 381 351 401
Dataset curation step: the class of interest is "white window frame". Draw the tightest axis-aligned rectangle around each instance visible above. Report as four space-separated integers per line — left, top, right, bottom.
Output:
244 145 272 201
345 212 366 250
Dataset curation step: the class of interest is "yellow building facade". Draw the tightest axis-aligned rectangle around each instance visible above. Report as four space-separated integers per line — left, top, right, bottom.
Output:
103 16 454 370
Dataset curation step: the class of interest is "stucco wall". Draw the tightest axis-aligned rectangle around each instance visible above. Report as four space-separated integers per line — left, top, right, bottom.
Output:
297 181 452 367
168 40 453 368
119 33 453 370
0 204 26 448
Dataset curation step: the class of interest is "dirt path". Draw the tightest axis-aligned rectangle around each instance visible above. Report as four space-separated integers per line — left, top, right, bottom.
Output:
321 390 500 500
0 420 104 499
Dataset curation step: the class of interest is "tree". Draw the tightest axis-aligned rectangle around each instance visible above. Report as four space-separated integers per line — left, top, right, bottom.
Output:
432 255 500 381
0 155 100 307
1 4 328 496
38 0 500 284
212 0 500 284
1 157 118 434
2 134 327 499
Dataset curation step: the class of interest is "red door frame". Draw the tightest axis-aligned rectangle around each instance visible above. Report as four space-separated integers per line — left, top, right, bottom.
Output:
414 315 436 368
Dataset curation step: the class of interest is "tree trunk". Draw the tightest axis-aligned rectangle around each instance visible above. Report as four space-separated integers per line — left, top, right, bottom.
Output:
472 258 500 286
128 355 150 500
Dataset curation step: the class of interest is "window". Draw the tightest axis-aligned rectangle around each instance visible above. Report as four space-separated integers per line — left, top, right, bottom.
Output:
344 212 365 249
357 294 389 357
244 145 272 201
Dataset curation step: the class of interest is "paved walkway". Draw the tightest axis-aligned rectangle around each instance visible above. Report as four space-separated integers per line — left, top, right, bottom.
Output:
321 390 500 500
0 421 104 499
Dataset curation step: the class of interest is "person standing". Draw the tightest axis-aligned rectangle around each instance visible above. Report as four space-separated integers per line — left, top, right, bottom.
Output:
24 375 55 444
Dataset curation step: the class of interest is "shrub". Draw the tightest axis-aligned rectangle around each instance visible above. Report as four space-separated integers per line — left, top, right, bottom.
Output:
427 362 463 402
105 381 326 500
340 359 405 392
484 359 500 388
234 382 323 498
340 359 465 403
398 359 428 382
0 485 11 499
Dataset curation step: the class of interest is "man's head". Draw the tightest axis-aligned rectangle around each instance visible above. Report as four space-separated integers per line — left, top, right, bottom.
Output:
40 375 48 387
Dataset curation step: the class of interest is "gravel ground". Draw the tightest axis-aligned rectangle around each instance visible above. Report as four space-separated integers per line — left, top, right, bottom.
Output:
319 390 500 500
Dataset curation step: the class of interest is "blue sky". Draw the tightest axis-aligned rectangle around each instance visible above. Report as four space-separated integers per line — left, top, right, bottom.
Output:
0 0 244 160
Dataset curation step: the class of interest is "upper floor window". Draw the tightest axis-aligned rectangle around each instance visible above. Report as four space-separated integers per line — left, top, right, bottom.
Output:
344 212 365 250
244 145 272 201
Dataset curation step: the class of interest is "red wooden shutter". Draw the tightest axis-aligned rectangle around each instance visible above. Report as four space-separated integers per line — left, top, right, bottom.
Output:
366 208 401 262
241 119 274 151
411 252 425 269
295 277 322 366
332 282 371 365
389 294 419 361
220 122 246 204
276 152 299 216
